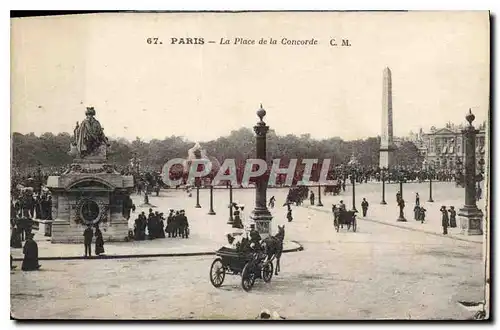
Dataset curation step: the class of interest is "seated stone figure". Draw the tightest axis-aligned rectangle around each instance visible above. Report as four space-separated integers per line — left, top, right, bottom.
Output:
71 107 109 158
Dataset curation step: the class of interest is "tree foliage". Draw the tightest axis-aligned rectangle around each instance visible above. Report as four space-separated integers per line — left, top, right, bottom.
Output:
11 129 423 172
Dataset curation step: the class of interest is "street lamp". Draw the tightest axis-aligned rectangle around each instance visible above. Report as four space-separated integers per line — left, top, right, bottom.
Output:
227 183 234 224
397 167 404 200
317 182 324 207
396 167 407 222
427 165 434 202
347 154 358 212
207 185 216 215
380 167 387 205
195 180 201 208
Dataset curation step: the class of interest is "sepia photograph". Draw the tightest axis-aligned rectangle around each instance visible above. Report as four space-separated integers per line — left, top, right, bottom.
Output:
9 11 490 320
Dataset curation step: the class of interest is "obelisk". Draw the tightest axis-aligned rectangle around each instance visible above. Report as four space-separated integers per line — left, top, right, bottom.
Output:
379 67 395 169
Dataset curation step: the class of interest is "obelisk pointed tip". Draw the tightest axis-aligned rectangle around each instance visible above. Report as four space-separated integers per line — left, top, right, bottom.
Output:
384 67 391 73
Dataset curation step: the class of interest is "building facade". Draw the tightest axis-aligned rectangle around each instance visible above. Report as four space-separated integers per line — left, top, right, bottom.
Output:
411 122 486 171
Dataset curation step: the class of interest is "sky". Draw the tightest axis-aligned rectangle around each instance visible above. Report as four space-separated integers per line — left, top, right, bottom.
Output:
11 11 490 142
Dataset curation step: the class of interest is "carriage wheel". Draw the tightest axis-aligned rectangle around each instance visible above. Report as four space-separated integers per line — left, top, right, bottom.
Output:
352 218 357 232
262 261 274 283
209 258 225 288
241 262 256 292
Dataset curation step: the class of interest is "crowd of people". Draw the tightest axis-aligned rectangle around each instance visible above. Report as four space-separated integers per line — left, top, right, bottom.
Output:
132 208 190 241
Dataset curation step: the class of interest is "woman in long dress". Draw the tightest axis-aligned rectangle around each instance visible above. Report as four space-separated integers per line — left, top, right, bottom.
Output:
95 226 105 256
22 233 41 271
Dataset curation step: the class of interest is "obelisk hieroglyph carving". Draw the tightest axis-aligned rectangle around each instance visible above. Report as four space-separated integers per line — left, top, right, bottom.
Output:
379 67 395 169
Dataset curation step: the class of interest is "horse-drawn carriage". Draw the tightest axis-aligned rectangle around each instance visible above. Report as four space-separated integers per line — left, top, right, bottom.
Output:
333 208 357 232
209 225 285 292
286 186 309 205
210 247 274 292
324 181 341 196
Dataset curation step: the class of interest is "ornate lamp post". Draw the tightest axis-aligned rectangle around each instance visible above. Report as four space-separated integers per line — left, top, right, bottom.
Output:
249 104 273 238
458 109 483 235
380 167 387 205
207 185 216 215
195 184 201 208
227 183 234 224
348 154 358 212
427 164 434 202
317 183 324 207
396 167 407 222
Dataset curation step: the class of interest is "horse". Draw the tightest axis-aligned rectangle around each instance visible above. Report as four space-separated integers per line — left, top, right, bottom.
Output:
261 225 285 275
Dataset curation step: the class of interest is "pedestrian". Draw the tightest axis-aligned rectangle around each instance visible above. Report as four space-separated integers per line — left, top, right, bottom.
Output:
440 206 449 235
95 225 105 256
173 211 180 237
11 224 22 248
268 196 275 208
22 233 41 271
398 198 405 219
158 213 166 238
83 225 93 257
287 208 293 222
415 192 420 207
448 206 457 228
419 207 426 224
166 209 174 238
232 204 244 229
413 205 421 221
361 198 369 217
178 210 187 238
310 191 315 206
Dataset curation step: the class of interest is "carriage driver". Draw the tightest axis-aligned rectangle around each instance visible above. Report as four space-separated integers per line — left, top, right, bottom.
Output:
339 200 346 212
248 224 262 251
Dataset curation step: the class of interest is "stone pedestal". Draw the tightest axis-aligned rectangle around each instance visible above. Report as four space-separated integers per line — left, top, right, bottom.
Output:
250 208 273 239
458 205 483 235
47 162 134 243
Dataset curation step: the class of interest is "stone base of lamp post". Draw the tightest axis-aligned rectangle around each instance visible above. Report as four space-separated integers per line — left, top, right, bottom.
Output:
397 213 407 222
458 205 483 235
250 208 273 239
380 200 387 205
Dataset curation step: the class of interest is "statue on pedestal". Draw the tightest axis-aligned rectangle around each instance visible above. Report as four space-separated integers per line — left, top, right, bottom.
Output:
70 107 109 158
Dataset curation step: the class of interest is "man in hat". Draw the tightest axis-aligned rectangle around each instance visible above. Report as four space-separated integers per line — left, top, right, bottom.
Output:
361 198 369 217
166 209 174 237
83 225 94 257
22 233 41 271
173 211 180 237
440 206 449 235
309 191 315 206
419 206 427 224
339 200 346 212
178 210 189 239
248 224 262 250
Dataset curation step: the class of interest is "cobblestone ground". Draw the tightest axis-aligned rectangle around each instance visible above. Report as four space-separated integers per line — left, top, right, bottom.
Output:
11 183 485 320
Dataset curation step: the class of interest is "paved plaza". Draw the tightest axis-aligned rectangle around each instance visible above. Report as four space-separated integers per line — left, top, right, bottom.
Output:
11 182 486 319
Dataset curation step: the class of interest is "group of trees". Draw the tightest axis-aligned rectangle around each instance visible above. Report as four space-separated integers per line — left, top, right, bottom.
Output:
11 128 423 173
